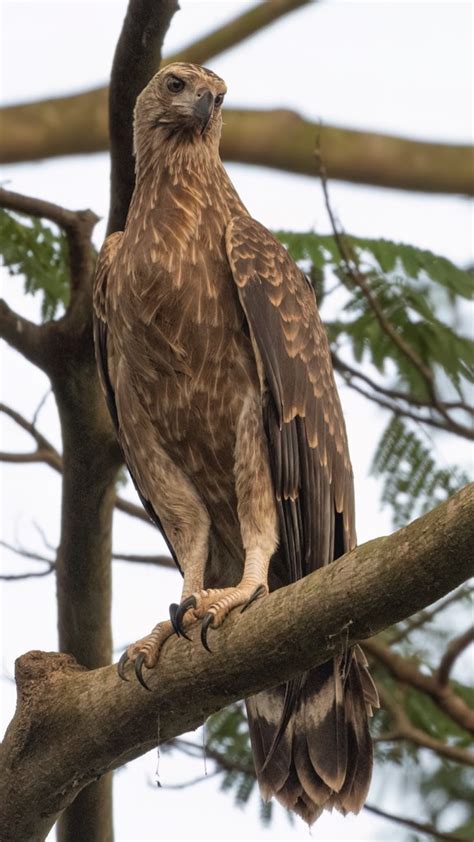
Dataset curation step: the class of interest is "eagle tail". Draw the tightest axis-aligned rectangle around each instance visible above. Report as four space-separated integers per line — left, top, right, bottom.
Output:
245 645 378 825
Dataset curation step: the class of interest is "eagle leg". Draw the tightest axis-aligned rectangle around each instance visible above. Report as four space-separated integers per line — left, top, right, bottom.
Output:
171 579 270 652
117 619 175 689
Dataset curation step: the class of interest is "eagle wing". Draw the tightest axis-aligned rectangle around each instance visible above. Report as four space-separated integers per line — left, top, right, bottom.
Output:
93 233 180 570
226 215 356 583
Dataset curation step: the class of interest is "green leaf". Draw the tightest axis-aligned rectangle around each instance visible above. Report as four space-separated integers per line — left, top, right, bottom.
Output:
0 208 70 320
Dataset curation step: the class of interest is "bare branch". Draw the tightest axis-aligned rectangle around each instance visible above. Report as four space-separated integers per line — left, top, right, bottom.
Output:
0 402 62 471
365 637 474 735
0 483 472 840
364 804 469 842
0 402 157 529
113 552 175 569
337 377 466 436
0 539 54 581
332 352 473 419
437 626 474 687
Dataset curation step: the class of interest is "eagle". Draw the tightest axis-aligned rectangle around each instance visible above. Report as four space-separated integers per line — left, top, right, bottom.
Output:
93 62 378 824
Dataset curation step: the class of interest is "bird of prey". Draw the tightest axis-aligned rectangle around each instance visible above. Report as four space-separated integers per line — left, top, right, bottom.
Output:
93 62 378 824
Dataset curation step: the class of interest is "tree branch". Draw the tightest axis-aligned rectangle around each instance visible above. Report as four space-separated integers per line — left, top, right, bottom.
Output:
376 685 474 767
389 587 472 645
364 804 469 842
318 168 474 440
365 637 474 735
332 352 473 420
437 626 474 687
107 0 179 233
2 95 472 195
0 299 49 370
0 484 472 841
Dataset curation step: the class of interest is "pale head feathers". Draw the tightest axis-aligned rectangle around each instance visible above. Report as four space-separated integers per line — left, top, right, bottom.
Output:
133 63 227 173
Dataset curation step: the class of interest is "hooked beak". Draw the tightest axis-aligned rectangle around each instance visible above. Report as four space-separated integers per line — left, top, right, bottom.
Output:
193 90 214 134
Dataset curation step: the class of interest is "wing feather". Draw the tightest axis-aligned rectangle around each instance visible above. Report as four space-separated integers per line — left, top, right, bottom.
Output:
226 216 356 580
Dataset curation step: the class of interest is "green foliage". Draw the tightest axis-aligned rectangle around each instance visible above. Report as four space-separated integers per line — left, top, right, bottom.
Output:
0 208 69 320
276 230 473 400
371 416 469 528
277 230 472 531
205 704 263 811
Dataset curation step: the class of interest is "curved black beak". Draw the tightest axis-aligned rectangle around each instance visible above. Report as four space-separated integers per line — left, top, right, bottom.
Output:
193 90 214 134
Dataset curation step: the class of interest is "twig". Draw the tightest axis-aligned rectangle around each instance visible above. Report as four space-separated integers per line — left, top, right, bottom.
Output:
316 147 474 441
332 352 473 417
0 540 55 580
0 402 159 528
148 770 219 790
113 552 175 569
364 804 469 842
31 389 52 428
0 402 62 471
339 378 463 436
437 627 474 687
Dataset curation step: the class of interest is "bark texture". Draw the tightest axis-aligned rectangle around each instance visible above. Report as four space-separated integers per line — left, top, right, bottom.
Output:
0 483 472 842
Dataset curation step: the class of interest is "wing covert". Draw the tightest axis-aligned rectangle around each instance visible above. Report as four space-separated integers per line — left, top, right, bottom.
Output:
226 215 355 580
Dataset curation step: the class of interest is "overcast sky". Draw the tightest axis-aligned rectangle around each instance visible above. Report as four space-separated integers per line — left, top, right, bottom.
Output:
1 2 472 840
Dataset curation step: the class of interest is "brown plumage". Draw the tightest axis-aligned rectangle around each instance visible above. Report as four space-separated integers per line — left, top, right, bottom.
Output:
93 62 378 824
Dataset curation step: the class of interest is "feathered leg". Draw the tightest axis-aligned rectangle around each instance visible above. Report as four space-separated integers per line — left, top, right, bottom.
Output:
117 440 211 688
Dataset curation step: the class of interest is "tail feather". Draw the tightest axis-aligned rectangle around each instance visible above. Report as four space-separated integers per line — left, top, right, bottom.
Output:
246 648 378 825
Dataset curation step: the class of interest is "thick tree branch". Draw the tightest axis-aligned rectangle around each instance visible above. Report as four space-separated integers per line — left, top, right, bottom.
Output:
0 299 48 370
0 484 472 841
2 95 472 195
107 0 179 233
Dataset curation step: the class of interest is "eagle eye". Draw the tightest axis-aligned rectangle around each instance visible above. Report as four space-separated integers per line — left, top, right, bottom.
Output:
215 93 225 107
167 76 185 93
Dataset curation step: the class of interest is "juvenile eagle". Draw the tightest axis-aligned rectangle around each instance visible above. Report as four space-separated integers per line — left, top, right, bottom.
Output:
93 62 378 824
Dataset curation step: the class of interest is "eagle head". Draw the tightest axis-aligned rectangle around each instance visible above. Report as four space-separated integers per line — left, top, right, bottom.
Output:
134 62 227 159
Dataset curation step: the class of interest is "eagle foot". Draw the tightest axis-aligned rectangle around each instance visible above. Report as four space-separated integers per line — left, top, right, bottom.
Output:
117 619 175 691
172 583 269 651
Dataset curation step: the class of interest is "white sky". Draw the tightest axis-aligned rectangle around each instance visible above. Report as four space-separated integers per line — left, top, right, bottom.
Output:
0 1 472 840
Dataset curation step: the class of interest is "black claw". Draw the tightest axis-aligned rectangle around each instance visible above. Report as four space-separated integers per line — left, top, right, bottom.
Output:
169 603 180 636
201 613 214 652
117 651 130 681
174 595 196 640
241 584 267 614
135 652 152 691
